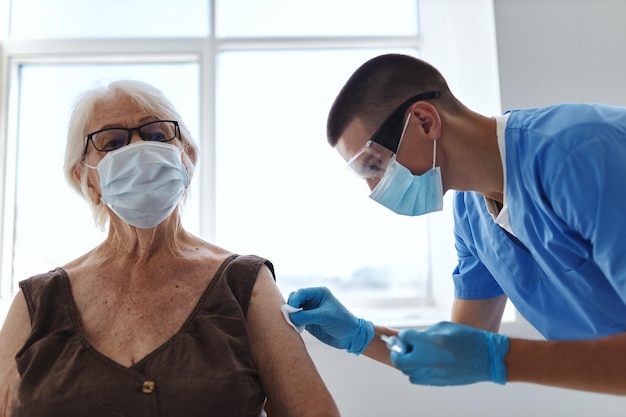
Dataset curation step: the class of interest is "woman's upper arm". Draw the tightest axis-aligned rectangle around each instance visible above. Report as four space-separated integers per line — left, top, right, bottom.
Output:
0 291 30 416
247 266 340 417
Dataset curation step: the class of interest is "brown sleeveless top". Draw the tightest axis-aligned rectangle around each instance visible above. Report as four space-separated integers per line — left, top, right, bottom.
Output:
13 254 273 417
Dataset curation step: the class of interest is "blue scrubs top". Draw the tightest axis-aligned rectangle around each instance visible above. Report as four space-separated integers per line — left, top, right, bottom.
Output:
453 103 626 340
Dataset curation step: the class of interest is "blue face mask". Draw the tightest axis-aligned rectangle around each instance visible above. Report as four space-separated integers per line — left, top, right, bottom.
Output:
369 141 443 216
90 141 190 229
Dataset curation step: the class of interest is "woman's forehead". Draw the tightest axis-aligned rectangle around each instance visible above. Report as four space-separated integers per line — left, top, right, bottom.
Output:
89 96 152 130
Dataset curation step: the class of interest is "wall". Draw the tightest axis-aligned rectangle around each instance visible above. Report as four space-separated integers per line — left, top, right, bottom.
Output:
306 0 626 415
496 0 626 109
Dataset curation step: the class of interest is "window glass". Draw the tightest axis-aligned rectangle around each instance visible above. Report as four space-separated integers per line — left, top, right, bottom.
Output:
215 48 431 306
9 62 200 283
217 0 418 37
9 0 209 39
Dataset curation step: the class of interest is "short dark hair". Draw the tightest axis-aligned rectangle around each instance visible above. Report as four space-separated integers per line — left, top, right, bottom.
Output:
326 54 461 147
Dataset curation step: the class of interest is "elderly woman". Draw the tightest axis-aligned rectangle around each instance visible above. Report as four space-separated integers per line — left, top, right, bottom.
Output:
0 80 340 417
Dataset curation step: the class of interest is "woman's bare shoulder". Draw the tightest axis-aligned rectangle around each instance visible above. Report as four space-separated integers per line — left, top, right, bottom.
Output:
0 291 31 416
0 290 31 348
246 267 340 417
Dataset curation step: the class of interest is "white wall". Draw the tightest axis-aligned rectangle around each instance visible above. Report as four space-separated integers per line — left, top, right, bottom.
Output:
496 0 626 109
307 1 626 415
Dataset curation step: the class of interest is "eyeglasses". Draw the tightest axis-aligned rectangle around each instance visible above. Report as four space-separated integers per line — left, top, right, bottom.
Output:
346 91 440 179
83 120 180 158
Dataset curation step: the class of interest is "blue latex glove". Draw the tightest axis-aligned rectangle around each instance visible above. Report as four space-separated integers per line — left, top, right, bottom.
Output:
287 287 375 355
391 321 509 386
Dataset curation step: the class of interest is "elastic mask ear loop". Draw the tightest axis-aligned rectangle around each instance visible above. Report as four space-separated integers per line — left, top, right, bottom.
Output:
432 139 437 170
394 113 412 160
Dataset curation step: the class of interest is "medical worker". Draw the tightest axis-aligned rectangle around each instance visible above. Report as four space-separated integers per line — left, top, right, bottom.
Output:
287 53 626 394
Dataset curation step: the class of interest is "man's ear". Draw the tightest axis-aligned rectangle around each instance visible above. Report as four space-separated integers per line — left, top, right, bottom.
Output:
409 101 441 140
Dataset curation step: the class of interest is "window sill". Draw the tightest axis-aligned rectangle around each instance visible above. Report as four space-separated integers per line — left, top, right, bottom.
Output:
350 304 451 328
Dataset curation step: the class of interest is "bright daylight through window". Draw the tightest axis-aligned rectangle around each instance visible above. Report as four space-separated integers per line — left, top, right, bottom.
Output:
0 0 507 324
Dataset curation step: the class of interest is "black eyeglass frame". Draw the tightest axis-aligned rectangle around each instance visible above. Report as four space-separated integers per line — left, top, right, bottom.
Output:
83 120 180 159
369 91 441 153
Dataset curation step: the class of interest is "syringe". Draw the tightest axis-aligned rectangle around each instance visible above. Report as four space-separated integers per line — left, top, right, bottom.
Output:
381 334 409 354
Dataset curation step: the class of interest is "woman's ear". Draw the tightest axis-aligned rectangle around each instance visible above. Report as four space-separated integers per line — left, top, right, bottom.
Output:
74 165 101 205
181 144 194 183
72 164 82 185
87 179 102 206
409 101 441 140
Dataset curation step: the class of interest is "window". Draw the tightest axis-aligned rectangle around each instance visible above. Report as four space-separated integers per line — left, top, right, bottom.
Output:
215 48 432 309
8 63 201 285
9 0 209 39
0 0 509 324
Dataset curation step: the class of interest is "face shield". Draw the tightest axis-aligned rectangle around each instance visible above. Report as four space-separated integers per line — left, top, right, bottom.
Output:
344 91 440 180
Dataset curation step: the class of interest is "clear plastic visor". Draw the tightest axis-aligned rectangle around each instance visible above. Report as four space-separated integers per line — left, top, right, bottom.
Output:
346 141 395 179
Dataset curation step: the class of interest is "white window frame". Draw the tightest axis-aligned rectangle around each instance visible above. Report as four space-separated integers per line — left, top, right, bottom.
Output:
0 0 515 327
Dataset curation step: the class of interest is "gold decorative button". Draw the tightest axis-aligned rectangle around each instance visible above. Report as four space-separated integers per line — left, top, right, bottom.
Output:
142 380 155 394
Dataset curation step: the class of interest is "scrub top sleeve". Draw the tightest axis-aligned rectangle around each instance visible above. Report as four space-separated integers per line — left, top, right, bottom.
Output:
548 137 626 300
453 236 505 299
452 193 505 300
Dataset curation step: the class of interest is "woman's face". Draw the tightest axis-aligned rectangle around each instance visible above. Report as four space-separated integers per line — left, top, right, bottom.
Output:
81 96 187 202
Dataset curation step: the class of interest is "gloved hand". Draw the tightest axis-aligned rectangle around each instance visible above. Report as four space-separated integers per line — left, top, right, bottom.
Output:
287 287 375 355
391 321 509 386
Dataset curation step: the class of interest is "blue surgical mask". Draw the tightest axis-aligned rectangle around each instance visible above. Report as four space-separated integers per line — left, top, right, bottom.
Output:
369 140 443 216
90 141 190 229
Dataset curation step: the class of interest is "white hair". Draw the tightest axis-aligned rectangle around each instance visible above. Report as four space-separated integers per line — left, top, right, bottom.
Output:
63 79 199 230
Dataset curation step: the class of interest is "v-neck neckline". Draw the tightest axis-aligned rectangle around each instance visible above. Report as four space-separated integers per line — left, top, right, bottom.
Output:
57 254 238 374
